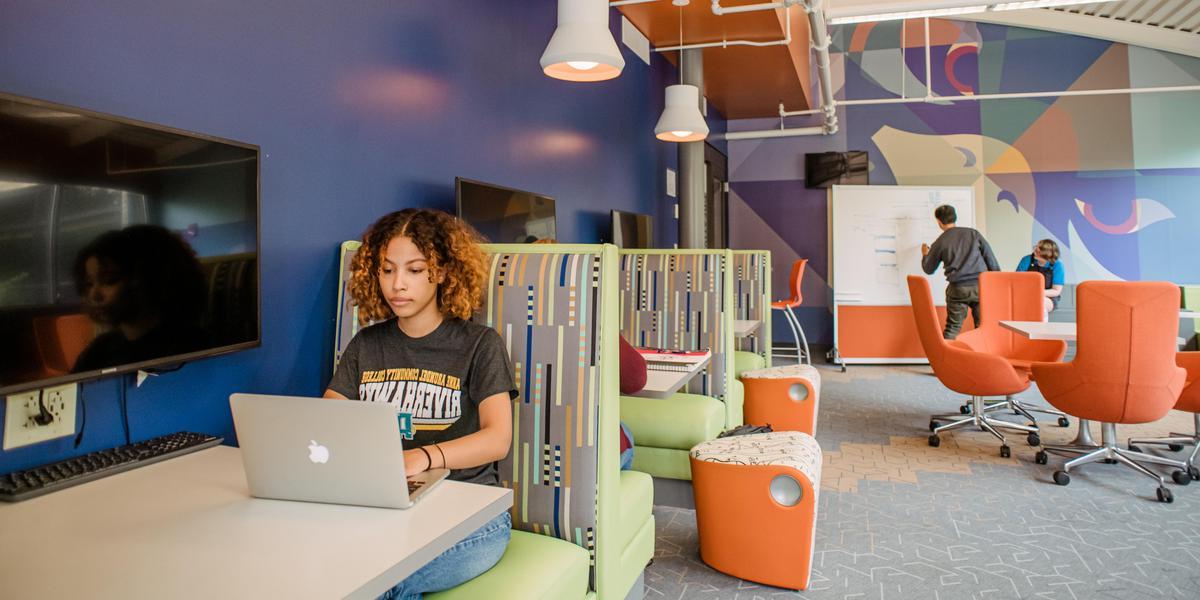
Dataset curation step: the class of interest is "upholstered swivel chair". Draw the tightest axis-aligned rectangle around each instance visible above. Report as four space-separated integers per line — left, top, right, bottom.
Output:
1127 351 1200 484
1032 281 1186 503
908 276 1039 457
954 272 1068 427
771 259 810 365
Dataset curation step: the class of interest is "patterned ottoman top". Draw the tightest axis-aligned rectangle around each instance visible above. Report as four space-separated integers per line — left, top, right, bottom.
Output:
691 431 822 485
741 364 821 386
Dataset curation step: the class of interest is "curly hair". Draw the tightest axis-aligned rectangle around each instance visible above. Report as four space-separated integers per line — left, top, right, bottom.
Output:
349 208 488 324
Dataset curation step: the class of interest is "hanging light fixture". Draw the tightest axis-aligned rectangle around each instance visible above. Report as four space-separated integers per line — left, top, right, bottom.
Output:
655 1 708 142
541 0 625 82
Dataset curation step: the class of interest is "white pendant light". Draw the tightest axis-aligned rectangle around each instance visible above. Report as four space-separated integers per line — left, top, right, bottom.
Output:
655 84 709 142
655 1 707 142
541 0 624 82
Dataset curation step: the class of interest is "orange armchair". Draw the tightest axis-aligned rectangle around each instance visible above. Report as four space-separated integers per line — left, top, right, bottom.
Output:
954 272 1069 426
1127 351 1200 483
909 276 1039 457
1032 281 1186 503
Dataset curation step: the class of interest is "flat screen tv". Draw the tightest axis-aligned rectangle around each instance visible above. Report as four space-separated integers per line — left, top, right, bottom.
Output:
805 151 868 189
0 92 260 395
456 177 556 243
611 210 653 249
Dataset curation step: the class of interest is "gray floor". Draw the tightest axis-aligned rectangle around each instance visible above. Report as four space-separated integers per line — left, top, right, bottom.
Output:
642 365 1200 600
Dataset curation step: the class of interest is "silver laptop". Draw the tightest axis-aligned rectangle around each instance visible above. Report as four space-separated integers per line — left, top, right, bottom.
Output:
229 393 449 509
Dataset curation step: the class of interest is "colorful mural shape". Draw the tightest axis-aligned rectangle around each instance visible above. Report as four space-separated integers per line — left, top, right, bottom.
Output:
729 18 1200 345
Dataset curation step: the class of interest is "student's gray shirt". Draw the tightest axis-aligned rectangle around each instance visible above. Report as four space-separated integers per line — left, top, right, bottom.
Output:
329 317 517 486
921 226 1000 284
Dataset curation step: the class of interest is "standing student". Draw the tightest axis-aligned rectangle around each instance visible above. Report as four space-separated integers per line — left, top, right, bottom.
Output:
325 208 517 600
1016 239 1064 316
920 204 1000 339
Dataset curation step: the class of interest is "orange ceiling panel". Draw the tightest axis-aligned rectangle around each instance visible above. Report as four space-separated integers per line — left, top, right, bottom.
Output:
619 1 813 118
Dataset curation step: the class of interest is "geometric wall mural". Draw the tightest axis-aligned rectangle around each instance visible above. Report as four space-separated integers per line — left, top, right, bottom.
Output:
729 18 1200 345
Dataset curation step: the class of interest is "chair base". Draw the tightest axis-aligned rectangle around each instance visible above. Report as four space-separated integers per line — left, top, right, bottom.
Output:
771 305 810 366
1128 412 1200 482
959 395 1071 428
930 396 1039 457
1039 422 1183 502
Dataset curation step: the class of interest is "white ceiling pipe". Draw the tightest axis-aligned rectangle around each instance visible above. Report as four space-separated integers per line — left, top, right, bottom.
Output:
711 0 791 15
655 6 792 51
609 0 660 6
805 0 839 134
718 126 826 140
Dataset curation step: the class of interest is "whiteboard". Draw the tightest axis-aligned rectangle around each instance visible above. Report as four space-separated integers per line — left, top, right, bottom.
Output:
831 185 975 306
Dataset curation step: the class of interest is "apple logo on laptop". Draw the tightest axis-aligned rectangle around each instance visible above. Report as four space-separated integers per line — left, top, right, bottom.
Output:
308 440 330 464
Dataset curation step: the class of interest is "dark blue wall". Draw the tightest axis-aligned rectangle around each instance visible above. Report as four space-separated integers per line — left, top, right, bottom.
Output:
0 0 693 473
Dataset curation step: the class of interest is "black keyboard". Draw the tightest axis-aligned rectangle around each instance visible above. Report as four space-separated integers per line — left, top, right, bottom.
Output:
0 431 222 502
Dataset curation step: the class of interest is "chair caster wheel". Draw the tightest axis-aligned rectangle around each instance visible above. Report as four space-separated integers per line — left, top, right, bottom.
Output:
928 435 941 448
1027 433 1040 447
1000 445 1011 458
1172 470 1192 486
959 404 971 415
1103 458 1118 464
1053 471 1070 486
1189 466 1200 481
1035 450 1048 465
1157 486 1174 503
1128 445 1143 453
929 420 938 432
1057 417 1070 428
1169 444 1185 452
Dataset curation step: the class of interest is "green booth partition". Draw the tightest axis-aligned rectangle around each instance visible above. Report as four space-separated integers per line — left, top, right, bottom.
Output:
732 250 772 376
617 249 740 481
429 244 651 600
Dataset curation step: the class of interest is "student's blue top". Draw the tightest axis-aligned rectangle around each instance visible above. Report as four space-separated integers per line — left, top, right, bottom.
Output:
1016 254 1064 287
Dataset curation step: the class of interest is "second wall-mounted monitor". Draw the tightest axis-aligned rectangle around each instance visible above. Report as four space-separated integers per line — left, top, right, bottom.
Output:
611 210 653 249
804 151 868 189
455 177 556 243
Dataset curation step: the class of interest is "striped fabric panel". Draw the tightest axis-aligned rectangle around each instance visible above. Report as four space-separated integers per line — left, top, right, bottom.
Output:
478 251 603 585
619 252 728 400
733 252 765 354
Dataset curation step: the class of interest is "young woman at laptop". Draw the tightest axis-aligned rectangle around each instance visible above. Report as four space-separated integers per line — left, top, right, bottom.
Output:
324 208 517 600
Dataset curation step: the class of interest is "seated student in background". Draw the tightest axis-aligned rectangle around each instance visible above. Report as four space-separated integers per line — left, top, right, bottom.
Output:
618 336 647 470
1016 239 1064 316
325 208 517 600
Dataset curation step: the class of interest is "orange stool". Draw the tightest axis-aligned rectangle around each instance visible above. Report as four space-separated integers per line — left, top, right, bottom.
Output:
690 431 822 591
740 364 821 435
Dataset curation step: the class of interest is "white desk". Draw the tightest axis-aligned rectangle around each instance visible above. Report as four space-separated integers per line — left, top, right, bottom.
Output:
998 320 1077 341
631 350 712 399
1000 320 1186 346
0 446 512 600
733 319 761 338
1181 310 1200 319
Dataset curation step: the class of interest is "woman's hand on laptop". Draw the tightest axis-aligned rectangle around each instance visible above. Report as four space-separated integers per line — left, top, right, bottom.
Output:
405 448 431 477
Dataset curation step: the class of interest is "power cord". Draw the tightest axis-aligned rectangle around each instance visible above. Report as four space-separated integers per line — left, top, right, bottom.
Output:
32 392 54 426
74 384 87 448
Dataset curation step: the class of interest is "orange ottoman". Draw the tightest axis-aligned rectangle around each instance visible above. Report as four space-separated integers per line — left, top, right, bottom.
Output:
740 364 821 435
689 431 822 590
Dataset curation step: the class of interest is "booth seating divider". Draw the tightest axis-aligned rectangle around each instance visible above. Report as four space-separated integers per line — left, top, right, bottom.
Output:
431 244 652 600
732 250 772 376
618 250 740 480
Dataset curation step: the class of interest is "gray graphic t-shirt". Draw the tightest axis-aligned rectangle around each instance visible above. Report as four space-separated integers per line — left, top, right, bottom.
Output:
329 317 517 485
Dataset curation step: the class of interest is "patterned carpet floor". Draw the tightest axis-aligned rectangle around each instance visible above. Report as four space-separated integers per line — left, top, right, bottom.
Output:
642 365 1200 600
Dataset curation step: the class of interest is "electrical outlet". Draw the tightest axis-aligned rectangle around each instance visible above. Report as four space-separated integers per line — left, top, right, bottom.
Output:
3 383 77 450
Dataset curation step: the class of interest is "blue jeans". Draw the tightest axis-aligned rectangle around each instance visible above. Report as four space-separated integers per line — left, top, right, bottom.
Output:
378 511 511 600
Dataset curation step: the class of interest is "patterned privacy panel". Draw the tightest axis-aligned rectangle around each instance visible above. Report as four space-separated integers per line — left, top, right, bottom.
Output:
619 252 729 400
733 251 767 354
475 250 605 584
